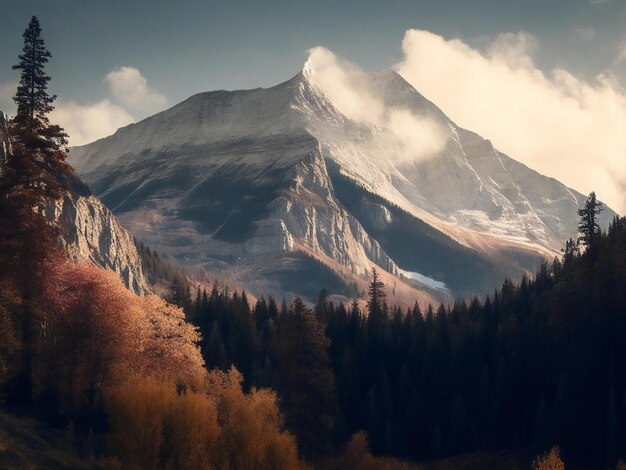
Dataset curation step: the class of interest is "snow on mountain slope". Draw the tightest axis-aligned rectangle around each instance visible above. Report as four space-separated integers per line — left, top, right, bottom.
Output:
296 64 612 252
68 61 616 300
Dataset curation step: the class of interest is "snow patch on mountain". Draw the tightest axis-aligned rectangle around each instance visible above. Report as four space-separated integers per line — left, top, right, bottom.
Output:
398 268 449 293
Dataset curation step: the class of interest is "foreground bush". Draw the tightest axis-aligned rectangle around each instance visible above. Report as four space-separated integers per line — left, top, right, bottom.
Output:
106 377 219 469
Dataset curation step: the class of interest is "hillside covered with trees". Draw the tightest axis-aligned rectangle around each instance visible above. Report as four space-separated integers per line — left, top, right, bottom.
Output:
181 202 626 468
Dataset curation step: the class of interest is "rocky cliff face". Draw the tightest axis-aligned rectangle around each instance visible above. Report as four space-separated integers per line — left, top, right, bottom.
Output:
46 192 150 294
0 110 149 294
271 147 398 276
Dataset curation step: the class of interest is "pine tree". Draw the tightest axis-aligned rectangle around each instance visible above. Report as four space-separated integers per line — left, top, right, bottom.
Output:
12 16 67 149
366 267 387 342
273 297 337 458
315 288 330 324
206 321 228 370
0 16 71 402
577 191 604 251
366 268 386 318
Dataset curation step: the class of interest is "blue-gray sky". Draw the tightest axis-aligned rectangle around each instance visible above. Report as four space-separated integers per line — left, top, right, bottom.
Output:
1 0 625 211
1 0 625 103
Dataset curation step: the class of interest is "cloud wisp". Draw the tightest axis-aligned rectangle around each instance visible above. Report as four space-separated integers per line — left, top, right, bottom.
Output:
306 46 447 164
106 66 167 115
51 99 134 146
395 29 626 213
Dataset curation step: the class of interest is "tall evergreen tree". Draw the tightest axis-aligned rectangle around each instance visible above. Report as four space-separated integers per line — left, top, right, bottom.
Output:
577 191 604 251
366 268 386 318
366 267 387 343
0 16 72 402
13 17 61 139
273 297 337 458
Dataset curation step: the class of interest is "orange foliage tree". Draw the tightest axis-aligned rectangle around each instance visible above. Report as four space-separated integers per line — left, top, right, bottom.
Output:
25 259 304 469
106 368 304 470
32 259 205 410
533 446 566 470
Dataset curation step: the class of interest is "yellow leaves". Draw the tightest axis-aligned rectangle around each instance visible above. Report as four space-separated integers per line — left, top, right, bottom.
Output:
107 369 304 470
19 259 305 469
206 368 303 470
106 378 172 469
140 294 204 389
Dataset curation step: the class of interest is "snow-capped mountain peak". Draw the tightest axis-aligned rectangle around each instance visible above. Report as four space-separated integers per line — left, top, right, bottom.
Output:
68 63 616 300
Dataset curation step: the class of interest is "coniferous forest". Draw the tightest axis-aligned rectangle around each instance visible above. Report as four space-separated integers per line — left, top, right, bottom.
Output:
1 15 626 470
182 209 626 468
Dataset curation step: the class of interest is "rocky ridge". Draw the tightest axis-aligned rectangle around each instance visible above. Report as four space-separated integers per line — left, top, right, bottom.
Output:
0 111 149 294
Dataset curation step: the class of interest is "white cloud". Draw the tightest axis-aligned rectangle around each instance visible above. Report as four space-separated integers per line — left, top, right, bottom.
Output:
106 66 167 115
51 99 134 146
0 81 133 146
307 46 446 163
395 29 626 214
1 66 166 146
487 32 538 68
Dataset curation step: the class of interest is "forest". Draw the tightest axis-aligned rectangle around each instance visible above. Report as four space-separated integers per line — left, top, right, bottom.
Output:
1 15 625 470
176 201 626 468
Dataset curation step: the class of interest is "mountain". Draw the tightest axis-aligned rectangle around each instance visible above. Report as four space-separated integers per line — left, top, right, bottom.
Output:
0 111 150 295
68 63 616 300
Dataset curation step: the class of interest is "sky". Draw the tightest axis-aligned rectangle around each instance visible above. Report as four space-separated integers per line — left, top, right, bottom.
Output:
0 0 625 211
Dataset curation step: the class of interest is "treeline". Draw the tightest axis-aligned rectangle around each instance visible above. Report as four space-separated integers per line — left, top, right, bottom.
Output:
183 202 626 467
136 240 191 290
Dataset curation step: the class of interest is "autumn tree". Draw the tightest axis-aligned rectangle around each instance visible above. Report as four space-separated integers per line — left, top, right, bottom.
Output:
533 446 566 470
207 367 303 470
32 260 206 410
106 377 221 470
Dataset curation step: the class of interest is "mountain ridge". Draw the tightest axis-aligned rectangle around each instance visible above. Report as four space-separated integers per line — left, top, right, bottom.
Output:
68 61 616 300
